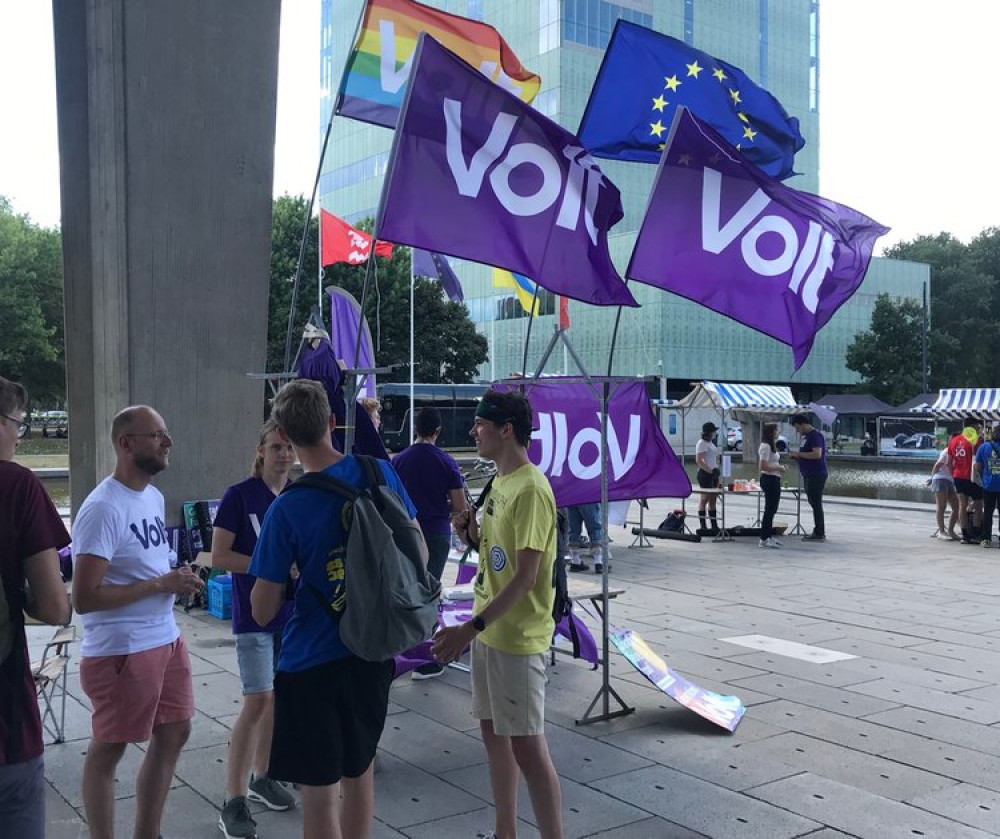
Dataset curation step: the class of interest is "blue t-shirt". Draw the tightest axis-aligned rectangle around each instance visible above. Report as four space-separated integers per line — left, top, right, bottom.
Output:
249 456 417 673
213 476 293 635
392 443 465 535
975 442 1000 491
797 429 828 478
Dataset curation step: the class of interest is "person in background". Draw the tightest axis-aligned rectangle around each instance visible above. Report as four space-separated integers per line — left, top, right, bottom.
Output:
695 422 721 534
929 446 959 541
0 376 72 839
789 413 828 541
566 504 610 574
359 398 381 430
392 407 468 680
949 418 983 544
973 426 1000 548
758 423 787 549
212 419 297 838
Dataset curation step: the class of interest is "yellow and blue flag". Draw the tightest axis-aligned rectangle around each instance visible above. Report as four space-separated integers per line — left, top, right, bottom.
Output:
492 268 540 316
578 20 804 180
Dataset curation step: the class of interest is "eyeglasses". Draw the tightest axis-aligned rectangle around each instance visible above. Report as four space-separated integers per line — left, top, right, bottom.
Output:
124 430 172 441
1 413 28 436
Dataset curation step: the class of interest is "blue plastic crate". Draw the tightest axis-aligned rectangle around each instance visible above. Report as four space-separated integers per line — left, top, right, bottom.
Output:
207 574 233 620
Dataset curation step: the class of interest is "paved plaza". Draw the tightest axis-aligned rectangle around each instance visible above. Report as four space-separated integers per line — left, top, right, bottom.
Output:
32 492 1000 838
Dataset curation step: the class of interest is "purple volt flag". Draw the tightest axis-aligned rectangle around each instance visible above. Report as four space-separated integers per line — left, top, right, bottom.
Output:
412 247 464 302
327 286 376 398
376 34 637 308
627 108 889 369
495 380 690 506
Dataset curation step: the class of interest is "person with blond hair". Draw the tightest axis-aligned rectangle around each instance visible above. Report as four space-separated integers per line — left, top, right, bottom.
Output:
213 420 298 837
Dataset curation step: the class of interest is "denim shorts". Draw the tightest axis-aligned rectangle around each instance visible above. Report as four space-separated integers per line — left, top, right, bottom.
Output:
235 632 281 695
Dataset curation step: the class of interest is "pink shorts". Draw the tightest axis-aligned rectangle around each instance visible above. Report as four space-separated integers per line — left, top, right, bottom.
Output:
80 637 194 743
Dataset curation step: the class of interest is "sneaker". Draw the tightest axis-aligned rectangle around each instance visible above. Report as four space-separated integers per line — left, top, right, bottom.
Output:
983 539 993 548
594 560 610 574
219 796 257 839
758 538 780 548
568 560 590 572
247 775 294 811
930 530 940 538
936 531 953 541
802 533 826 542
412 662 445 680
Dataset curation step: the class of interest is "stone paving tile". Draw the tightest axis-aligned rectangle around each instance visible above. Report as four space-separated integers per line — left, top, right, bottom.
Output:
389 677 482 732
957 683 1000 705
905 782 1000 834
591 765 820 839
831 655 991 693
44 741 176 809
906 639 1000 671
729 673 900 718
747 700 930 756
733 731 956 801
723 651 875 688
373 752 487 829
880 738 1000 793
861 706 1000 758
845 678 1000 725
398 806 540 838
378 711 486 774
581 817 710 838
44 783 87 838
124 784 221 839
543 721 654 784
189 669 246 718
440 762 651 838
746 773 996 839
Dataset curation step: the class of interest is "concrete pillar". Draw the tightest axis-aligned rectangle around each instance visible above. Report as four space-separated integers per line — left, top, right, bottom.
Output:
53 0 281 523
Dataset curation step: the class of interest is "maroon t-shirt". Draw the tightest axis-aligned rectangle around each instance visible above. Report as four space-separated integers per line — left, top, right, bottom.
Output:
0 461 70 765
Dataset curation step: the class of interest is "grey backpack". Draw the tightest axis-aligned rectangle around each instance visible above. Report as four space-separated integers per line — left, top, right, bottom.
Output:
286 456 441 662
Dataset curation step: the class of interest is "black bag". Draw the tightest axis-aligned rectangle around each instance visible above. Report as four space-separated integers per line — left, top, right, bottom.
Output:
658 510 686 533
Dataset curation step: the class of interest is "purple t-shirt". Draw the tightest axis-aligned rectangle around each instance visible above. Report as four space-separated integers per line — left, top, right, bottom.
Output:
213 476 293 635
393 443 465 535
0 462 70 765
797 429 828 478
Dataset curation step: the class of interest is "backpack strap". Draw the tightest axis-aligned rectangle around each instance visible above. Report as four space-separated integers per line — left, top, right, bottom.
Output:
356 455 386 490
474 475 495 510
282 470 359 500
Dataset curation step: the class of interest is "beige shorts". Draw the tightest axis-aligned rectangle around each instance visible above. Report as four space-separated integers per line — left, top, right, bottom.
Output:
470 639 547 736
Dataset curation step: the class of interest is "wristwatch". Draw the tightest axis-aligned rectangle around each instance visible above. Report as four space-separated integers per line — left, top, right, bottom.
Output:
472 615 486 633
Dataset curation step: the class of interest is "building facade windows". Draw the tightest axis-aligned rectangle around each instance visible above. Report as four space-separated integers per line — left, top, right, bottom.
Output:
809 1 820 112
563 0 652 50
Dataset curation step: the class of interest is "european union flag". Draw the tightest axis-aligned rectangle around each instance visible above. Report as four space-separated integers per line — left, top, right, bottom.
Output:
578 20 805 180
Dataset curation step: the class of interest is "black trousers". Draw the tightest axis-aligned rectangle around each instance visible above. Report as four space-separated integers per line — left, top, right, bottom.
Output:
760 474 781 540
983 489 999 542
803 474 827 536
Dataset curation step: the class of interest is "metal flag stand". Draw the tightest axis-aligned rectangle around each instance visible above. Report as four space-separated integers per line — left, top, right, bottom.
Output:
502 323 635 726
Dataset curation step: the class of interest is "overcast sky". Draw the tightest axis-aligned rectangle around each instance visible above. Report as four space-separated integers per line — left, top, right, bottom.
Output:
1 1 996 253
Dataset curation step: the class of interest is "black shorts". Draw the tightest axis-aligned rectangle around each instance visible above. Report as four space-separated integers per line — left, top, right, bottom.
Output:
955 478 983 499
697 469 720 489
269 656 394 786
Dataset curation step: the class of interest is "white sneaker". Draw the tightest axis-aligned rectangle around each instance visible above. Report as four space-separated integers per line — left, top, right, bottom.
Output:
930 530 941 538
936 531 953 541
758 537 780 549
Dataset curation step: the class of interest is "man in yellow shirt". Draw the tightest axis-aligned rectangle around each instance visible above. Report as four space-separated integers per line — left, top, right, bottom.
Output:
433 389 563 839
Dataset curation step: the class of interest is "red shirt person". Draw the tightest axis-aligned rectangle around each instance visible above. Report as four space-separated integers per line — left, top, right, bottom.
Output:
947 419 984 542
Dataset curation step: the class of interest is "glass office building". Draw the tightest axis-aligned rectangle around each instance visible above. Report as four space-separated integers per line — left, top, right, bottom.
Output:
320 0 927 397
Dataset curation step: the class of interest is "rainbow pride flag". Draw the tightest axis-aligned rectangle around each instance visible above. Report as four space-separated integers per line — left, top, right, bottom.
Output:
492 268 540 317
336 0 541 129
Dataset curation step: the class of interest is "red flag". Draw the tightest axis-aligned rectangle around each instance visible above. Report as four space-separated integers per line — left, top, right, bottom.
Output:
559 296 571 330
321 210 394 266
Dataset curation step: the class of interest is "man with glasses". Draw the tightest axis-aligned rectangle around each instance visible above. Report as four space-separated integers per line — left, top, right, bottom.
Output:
71 406 203 839
0 376 72 838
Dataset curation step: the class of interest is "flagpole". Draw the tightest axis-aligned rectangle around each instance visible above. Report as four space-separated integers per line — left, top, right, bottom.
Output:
409 251 415 444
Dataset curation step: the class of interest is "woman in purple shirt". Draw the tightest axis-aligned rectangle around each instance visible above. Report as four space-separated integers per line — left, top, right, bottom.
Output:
212 420 297 837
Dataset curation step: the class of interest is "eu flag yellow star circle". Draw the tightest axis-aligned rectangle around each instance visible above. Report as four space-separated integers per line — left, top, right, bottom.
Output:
648 57 760 156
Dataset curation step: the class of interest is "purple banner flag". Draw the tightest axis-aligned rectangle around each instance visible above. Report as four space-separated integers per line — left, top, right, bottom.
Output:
627 108 889 369
496 380 690 506
376 35 637 308
327 286 376 398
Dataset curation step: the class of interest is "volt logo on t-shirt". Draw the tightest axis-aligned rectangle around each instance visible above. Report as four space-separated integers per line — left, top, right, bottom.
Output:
130 516 168 550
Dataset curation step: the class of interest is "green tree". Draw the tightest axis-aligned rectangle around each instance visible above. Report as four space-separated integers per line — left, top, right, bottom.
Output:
0 197 66 406
884 232 998 387
267 198 488 382
845 293 924 405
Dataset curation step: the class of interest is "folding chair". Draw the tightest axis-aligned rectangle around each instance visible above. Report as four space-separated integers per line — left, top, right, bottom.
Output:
31 624 76 744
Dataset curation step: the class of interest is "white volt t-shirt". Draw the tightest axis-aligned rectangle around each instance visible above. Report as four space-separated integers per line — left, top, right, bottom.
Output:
695 438 719 471
72 477 179 657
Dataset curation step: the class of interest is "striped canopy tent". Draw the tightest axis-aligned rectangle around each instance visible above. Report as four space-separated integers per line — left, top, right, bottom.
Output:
909 388 1000 421
670 381 814 422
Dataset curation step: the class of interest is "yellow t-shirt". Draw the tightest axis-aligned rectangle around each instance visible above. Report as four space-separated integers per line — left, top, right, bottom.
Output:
474 463 556 655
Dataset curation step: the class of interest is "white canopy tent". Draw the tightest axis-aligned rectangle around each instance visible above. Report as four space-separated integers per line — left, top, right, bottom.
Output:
657 381 819 462
910 388 1000 422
